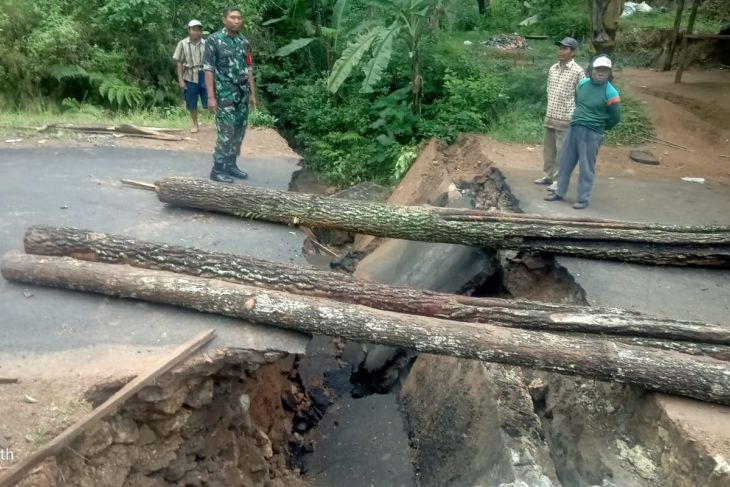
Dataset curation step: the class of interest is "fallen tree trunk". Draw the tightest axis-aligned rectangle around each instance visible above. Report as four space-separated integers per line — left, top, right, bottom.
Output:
43 123 182 141
153 178 730 267
3 251 729 405
24 226 730 345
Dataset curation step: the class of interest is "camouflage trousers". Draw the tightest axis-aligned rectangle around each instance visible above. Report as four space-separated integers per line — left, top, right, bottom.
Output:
212 96 249 169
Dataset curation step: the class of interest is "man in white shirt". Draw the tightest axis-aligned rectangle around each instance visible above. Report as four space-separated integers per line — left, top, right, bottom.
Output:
173 20 207 133
535 37 586 192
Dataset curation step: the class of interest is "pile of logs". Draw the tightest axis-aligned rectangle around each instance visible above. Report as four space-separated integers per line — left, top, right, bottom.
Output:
3 226 730 406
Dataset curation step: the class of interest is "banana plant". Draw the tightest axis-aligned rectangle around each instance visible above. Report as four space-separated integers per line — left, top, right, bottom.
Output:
273 0 350 61
326 0 440 114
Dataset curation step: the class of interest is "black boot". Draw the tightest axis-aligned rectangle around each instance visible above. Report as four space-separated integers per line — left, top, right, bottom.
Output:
210 162 234 183
224 157 248 179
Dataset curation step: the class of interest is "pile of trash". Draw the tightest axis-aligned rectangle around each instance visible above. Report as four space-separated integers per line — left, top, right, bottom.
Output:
622 1 654 17
481 33 528 50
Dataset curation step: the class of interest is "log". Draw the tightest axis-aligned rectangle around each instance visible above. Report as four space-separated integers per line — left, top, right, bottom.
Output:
43 123 183 141
154 178 730 267
0 328 215 487
23 226 730 345
3 251 730 405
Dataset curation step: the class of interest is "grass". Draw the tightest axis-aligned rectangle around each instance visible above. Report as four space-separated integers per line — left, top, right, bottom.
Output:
620 9 724 34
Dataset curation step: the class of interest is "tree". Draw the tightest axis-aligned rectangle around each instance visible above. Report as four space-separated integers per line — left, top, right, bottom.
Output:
477 0 491 15
326 0 440 114
271 0 348 69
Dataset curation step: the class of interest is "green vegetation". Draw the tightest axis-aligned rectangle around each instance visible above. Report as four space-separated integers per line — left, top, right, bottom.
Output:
7 0 724 185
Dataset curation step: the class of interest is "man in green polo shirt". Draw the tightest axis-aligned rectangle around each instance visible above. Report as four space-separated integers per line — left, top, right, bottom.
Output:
203 7 258 183
545 55 621 209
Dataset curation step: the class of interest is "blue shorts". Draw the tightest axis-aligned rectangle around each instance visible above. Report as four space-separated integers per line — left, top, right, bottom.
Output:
183 71 208 110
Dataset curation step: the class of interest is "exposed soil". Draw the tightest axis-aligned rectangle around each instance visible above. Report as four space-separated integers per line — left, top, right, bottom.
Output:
0 345 174 468
0 126 298 159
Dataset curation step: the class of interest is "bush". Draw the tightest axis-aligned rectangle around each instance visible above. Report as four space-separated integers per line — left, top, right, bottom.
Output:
249 108 278 128
419 69 506 142
528 0 590 40
604 95 653 145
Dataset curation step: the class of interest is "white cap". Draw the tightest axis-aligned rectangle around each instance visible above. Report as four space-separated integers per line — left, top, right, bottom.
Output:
188 19 203 28
593 56 612 69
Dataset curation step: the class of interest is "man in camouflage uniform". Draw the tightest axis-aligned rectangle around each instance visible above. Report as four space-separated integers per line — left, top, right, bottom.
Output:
203 7 257 183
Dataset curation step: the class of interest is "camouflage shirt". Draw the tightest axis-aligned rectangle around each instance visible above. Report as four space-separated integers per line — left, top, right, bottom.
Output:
203 28 253 104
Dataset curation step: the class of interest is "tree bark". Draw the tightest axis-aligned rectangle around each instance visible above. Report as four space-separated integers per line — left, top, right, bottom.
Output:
24 226 730 346
152 178 730 268
3 251 729 405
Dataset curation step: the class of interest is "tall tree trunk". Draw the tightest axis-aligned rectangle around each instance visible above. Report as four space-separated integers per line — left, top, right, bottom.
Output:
153 177 730 268
22 226 730 346
3 251 729 405
477 0 490 15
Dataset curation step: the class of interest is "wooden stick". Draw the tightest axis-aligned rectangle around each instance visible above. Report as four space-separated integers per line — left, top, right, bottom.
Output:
675 0 701 83
650 135 689 150
0 329 216 486
298 227 339 258
120 179 157 191
663 0 685 71
642 137 690 152
0 378 18 385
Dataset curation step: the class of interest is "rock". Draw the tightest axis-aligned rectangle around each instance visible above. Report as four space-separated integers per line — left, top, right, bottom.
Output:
136 433 184 474
333 181 392 203
137 424 157 446
122 473 164 487
401 356 559 487
528 378 548 404
84 376 133 407
76 420 113 456
109 416 139 445
240 392 251 413
181 469 210 487
150 408 192 437
297 353 340 390
615 439 657 480
630 149 660 165
256 429 274 459
152 385 191 415
200 423 235 458
239 441 268 483
185 379 214 408
16 460 61 487
136 385 166 402
88 444 136 487
163 453 197 482
341 341 366 371
180 408 210 439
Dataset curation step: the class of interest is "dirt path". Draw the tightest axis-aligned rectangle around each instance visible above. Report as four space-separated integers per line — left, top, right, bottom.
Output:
1 126 298 159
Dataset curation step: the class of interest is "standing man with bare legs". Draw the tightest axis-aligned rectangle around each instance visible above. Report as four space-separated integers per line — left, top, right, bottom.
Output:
173 20 207 133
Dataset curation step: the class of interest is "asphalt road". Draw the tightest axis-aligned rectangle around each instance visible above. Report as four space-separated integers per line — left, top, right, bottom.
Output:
497 166 730 324
0 148 309 354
